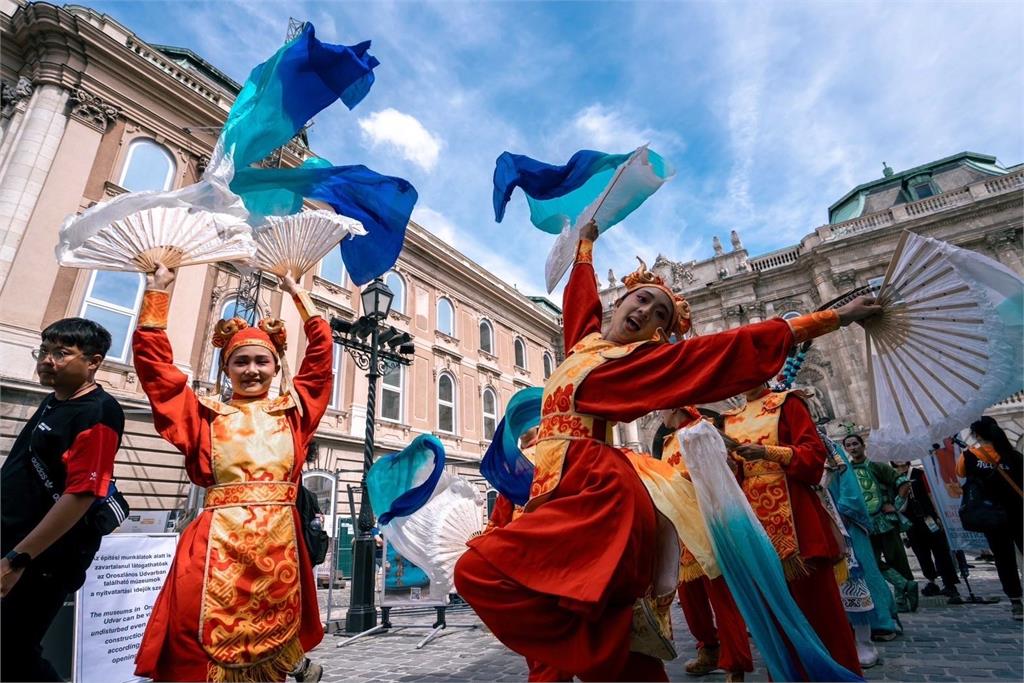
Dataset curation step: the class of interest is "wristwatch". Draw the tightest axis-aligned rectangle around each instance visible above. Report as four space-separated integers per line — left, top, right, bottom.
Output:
4 550 31 570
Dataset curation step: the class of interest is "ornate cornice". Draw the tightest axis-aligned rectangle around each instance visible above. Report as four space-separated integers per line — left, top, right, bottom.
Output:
985 228 1020 250
831 270 858 290
724 304 744 319
68 88 120 131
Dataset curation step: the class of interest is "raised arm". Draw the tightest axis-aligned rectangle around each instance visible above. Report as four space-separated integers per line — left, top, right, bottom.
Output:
575 312 841 422
132 287 206 461
285 281 334 440
562 225 603 352
769 395 828 486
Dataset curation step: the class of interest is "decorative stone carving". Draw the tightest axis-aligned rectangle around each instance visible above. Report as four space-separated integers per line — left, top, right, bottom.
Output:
730 230 743 251
1 77 33 118
985 228 1019 250
68 89 120 131
607 268 616 287
831 271 857 290
713 236 724 256
670 263 696 287
196 154 210 175
724 304 744 319
717 267 729 280
747 301 766 318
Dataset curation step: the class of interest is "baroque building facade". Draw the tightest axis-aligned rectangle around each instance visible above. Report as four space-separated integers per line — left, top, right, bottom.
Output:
0 1 561 535
600 153 1024 457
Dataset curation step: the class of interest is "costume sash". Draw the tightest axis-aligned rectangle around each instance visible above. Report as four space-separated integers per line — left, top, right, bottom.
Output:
529 332 646 508
724 390 806 579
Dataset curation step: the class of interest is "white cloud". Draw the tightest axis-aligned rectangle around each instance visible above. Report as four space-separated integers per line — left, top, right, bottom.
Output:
358 108 443 171
411 206 458 244
567 104 684 156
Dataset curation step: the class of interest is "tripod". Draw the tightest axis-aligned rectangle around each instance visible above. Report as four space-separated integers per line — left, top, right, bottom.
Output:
954 549 1000 604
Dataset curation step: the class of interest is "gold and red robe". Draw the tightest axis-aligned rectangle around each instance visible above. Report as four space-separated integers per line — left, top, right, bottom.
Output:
131 289 332 682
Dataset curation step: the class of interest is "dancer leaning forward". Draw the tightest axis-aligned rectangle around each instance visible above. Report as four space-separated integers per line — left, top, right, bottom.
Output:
132 264 329 683
454 220 881 681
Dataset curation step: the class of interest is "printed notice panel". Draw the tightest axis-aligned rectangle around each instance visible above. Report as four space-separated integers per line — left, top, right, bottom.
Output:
74 533 177 683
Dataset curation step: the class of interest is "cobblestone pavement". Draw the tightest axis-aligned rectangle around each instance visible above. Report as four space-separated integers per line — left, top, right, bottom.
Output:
309 557 1023 682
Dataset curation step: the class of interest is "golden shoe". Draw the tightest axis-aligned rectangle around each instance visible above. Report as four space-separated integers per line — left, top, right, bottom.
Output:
629 593 678 661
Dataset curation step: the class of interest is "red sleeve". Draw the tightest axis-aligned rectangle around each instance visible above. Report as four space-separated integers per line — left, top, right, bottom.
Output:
290 316 334 442
485 495 515 531
776 396 828 486
575 319 795 422
562 239 602 352
62 423 119 496
132 326 205 462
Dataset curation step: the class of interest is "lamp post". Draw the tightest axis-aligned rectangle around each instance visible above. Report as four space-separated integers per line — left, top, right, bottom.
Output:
331 278 415 634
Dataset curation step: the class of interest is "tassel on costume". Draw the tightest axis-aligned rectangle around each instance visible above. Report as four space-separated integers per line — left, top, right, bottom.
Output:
206 636 304 683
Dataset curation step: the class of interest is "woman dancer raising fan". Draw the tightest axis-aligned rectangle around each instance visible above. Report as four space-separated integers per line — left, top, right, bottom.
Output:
132 263 331 682
454 220 880 681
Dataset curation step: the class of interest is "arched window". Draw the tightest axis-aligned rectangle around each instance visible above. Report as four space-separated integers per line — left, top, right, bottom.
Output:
479 319 494 354
482 387 498 440
437 297 454 336
384 271 405 314
514 337 527 370
380 365 403 422
79 271 145 363
319 247 345 286
437 372 456 434
301 470 336 536
543 352 554 379
120 139 175 192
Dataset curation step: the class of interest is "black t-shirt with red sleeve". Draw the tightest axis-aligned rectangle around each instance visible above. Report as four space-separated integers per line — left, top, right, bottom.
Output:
1 386 123 587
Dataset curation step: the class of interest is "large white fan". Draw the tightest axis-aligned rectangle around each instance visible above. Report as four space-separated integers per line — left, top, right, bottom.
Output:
56 154 255 272
384 476 483 596
864 230 1024 460
251 210 366 279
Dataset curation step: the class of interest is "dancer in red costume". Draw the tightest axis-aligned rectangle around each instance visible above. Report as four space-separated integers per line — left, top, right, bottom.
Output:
132 264 331 682
454 220 880 681
723 384 863 677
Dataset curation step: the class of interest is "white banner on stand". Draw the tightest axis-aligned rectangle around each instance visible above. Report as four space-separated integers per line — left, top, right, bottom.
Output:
920 439 988 553
74 533 177 683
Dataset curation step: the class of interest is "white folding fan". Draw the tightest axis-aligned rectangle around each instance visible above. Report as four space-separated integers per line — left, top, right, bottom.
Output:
864 230 1024 460
250 210 366 279
57 154 255 273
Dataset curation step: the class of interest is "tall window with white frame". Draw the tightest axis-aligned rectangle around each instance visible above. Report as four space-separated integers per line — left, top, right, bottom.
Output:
329 342 344 409
319 247 346 286
79 272 145 363
384 271 404 314
479 319 494 354
380 365 403 422
543 352 554 380
437 297 454 336
80 139 176 363
437 373 456 434
208 298 238 383
482 387 498 440
514 337 527 370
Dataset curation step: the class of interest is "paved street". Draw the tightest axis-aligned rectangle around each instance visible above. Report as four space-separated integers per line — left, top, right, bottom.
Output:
309 557 1023 682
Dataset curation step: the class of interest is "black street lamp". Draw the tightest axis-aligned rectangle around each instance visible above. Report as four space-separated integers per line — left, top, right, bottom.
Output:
331 277 415 634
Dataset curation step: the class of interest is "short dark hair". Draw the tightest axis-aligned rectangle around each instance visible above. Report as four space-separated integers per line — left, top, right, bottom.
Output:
41 317 112 358
843 434 865 447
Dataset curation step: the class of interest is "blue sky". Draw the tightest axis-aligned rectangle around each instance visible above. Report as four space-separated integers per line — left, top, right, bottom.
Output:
89 0 1023 298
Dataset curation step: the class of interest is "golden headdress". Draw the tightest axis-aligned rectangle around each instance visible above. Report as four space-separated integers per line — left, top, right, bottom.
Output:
211 316 292 393
621 257 692 338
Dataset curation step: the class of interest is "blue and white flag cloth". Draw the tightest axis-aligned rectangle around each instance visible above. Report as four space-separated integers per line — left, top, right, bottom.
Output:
480 387 542 506
492 146 674 292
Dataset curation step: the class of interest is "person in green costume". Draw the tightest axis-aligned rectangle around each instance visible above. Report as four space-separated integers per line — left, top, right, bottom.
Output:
842 434 919 612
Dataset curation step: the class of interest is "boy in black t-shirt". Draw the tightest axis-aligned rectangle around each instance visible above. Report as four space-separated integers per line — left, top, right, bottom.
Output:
1 318 124 682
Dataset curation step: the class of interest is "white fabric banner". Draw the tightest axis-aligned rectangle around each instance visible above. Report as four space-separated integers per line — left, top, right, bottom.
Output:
920 439 988 552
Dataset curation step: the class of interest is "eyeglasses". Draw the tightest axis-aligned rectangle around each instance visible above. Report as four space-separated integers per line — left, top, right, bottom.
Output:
31 348 80 364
